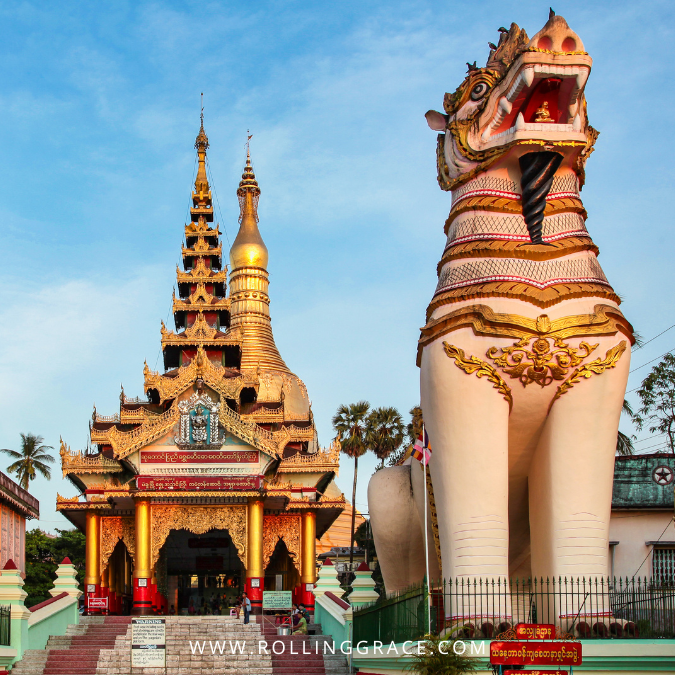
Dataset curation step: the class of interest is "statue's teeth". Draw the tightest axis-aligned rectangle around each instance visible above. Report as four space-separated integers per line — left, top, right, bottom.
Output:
515 113 526 131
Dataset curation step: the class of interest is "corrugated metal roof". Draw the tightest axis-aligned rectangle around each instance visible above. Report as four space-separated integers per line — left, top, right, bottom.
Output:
612 454 675 509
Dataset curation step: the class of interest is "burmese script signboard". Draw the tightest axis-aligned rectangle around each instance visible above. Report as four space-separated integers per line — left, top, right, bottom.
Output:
87 597 108 611
140 450 259 464
136 475 262 491
131 618 166 668
490 641 582 666
515 623 555 640
262 591 293 610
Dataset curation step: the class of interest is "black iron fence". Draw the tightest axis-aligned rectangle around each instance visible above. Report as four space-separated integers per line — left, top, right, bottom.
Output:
0 605 11 646
353 577 675 644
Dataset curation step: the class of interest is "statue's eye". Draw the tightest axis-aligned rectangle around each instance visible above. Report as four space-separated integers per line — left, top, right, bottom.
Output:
470 83 489 101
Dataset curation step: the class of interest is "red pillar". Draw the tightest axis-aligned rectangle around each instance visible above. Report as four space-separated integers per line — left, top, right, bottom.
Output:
132 578 152 615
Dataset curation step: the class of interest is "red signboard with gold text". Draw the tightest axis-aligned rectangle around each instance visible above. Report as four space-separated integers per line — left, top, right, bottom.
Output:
507 672 568 674
490 641 582 666
515 623 556 640
140 450 259 464
136 476 262 492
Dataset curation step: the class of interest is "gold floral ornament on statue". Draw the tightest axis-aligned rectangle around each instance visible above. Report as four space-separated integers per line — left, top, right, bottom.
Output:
443 342 513 410
487 335 598 388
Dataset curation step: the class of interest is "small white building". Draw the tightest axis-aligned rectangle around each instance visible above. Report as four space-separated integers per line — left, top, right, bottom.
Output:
609 454 675 581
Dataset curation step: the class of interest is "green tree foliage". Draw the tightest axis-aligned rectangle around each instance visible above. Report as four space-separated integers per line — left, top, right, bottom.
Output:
406 634 476 675
617 399 635 456
24 528 86 607
388 406 423 467
367 406 405 470
0 433 54 490
633 354 675 453
354 519 382 588
332 401 370 567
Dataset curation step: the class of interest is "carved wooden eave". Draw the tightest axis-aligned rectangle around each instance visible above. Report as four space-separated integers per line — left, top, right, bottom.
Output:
217 405 280 457
143 347 257 403
60 441 124 478
89 397 289 460
172 284 231 314
241 407 311 425
93 407 159 426
277 440 341 474
176 258 227 284
56 494 110 511
273 425 315 454
182 237 222 259
185 221 220 237
160 315 242 349
91 404 180 460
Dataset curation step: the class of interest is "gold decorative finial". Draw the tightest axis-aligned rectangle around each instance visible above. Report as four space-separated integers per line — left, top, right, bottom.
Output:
194 100 210 197
237 135 261 217
230 137 268 269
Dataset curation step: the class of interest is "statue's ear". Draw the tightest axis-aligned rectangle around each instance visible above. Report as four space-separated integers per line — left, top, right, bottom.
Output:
425 110 448 131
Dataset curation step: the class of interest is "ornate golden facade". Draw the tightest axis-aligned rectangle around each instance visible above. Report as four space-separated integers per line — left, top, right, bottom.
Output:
58 120 344 615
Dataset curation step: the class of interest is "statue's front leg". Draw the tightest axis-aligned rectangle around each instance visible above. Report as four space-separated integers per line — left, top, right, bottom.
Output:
421 331 511 627
529 335 630 628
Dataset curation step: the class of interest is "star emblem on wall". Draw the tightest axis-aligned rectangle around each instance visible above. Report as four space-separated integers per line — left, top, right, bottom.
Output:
652 465 674 486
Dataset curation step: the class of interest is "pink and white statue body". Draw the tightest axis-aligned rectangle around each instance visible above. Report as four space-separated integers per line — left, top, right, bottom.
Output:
369 13 634 599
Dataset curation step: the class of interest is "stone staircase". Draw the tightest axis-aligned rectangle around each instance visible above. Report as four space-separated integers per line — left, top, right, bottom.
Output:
257 616 350 675
10 615 350 675
11 616 131 675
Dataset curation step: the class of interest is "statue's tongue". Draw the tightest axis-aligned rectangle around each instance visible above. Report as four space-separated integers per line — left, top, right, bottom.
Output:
519 151 564 244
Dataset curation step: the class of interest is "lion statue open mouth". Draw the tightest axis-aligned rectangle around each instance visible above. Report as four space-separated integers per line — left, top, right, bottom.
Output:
427 12 596 197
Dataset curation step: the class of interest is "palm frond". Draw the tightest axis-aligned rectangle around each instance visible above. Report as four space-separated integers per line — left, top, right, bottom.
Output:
34 462 52 480
0 449 22 460
6 460 24 473
31 453 55 464
616 430 635 456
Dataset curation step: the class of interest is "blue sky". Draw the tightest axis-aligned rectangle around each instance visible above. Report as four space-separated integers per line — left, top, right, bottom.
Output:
0 0 673 532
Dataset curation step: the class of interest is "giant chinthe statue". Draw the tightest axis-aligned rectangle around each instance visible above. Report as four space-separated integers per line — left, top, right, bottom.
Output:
369 12 634 595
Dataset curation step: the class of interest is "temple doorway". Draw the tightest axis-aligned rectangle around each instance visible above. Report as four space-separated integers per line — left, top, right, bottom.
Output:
161 529 244 615
264 539 300 591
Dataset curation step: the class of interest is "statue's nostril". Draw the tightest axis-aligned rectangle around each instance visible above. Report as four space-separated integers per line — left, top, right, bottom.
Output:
537 35 552 50
562 37 577 52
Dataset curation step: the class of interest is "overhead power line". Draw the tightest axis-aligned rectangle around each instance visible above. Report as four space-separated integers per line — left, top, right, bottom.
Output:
629 347 675 375
633 324 675 352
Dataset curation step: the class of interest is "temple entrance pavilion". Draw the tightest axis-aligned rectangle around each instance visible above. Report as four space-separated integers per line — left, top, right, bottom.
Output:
56 118 345 616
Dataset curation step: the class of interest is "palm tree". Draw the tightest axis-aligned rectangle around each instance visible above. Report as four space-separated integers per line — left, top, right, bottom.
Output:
367 407 405 470
617 399 635 456
407 406 424 445
332 401 370 569
387 406 424 467
0 434 54 490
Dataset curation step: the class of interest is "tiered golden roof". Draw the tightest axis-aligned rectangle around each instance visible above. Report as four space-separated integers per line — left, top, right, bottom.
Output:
59 120 337 511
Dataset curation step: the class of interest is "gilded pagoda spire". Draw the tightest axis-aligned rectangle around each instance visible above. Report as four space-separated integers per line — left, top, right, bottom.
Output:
229 144 288 372
194 114 210 195
191 113 214 224
230 149 268 270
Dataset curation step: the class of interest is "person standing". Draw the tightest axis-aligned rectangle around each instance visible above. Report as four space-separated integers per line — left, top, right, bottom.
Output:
242 592 251 624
